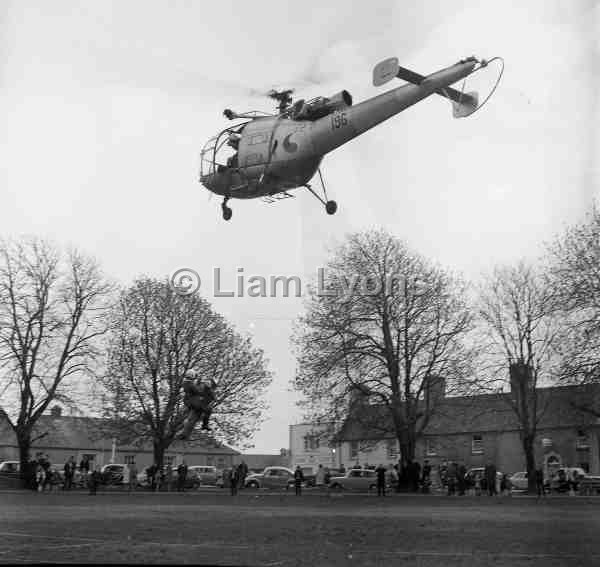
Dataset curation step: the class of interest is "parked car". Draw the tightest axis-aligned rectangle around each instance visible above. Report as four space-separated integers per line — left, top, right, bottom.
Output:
244 466 294 489
137 465 200 489
101 463 126 485
578 474 600 495
0 461 20 475
509 471 529 491
189 465 218 485
329 468 378 491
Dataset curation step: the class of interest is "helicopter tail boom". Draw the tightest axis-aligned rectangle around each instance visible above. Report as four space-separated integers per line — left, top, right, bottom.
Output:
311 58 478 156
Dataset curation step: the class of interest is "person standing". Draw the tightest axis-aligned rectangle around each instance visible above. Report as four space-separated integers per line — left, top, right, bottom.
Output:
237 460 248 490
177 461 188 492
294 465 304 496
446 462 457 496
421 460 432 494
63 456 76 491
35 461 46 492
500 473 510 496
375 464 386 496
535 467 545 497
457 463 467 496
229 467 239 496
412 461 422 492
315 464 326 489
484 462 497 496
89 466 101 495
128 462 138 492
166 465 173 492
79 455 90 490
122 463 131 491
388 464 399 492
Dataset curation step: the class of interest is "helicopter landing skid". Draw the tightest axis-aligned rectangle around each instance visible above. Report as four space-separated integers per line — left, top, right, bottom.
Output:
304 168 337 216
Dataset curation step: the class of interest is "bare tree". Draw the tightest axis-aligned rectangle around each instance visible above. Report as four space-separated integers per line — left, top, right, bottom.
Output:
478 261 562 493
0 237 113 485
102 277 271 468
547 204 600 415
293 230 475 467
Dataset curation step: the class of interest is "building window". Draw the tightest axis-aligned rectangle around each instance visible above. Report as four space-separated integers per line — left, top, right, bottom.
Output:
350 441 359 459
471 435 483 454
386 439 398 459
576 430 589 450
82 454 96 462
207 456 214 466
164 455 175 466
426 438 437 456
217 457 225 468
124 455 136 465
303 435 319 451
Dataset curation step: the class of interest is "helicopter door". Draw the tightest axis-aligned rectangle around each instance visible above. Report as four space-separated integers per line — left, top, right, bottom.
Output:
239 131 271 168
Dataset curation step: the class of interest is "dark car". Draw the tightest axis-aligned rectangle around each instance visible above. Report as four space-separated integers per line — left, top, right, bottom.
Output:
101 464 126 485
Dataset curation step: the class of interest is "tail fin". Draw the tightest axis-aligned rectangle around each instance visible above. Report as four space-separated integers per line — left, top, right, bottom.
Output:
451 91 478 118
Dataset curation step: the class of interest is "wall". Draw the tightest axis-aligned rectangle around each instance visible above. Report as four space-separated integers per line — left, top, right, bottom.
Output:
338 438 400 469
338 426 600 476
289 423 337 472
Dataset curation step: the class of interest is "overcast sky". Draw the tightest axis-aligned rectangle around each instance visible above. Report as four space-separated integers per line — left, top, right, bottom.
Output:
1 0 598 453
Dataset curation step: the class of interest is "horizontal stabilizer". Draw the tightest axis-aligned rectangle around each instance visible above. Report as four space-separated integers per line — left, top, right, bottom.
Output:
373 58 478 117
396 66 478 110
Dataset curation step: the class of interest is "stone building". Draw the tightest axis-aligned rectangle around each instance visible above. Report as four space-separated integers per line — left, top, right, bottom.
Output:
0 406 239 470
330 383 600 477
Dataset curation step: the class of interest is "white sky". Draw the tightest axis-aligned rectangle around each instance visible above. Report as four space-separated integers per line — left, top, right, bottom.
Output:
1 0 599 452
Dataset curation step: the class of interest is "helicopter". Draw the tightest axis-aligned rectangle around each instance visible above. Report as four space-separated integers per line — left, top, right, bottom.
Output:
199 55 503 221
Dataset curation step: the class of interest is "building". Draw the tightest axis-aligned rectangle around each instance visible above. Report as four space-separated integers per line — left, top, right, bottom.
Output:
332 383 600 478
288 422 337 472
0 406 240 470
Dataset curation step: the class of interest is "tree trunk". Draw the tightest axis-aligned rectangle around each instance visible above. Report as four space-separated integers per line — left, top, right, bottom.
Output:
397 424 417 492
523 435 537 494
17 430 32 490
153 439 165 469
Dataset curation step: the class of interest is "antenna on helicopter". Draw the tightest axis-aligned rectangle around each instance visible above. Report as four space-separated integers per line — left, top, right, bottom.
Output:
267 89 295 114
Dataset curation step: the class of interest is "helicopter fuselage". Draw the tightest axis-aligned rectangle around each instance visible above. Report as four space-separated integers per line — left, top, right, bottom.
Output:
200 58 478 202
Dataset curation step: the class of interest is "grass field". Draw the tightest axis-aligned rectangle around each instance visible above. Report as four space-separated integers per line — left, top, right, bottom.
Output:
1 490 598 566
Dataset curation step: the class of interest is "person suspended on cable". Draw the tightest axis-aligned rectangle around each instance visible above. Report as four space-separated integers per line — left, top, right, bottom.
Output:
178 371 217 440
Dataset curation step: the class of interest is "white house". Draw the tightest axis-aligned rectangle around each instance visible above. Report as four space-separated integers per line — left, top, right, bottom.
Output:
288 422 338 473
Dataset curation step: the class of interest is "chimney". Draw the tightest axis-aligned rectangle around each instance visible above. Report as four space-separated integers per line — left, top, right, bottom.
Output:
50 405 62 418
425 375 445 406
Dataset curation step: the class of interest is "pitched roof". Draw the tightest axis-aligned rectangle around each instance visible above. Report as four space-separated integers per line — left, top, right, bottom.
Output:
0 414 240 456
336 384 600 441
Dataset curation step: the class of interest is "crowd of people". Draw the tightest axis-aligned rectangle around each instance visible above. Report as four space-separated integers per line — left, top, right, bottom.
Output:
18 452 581 498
